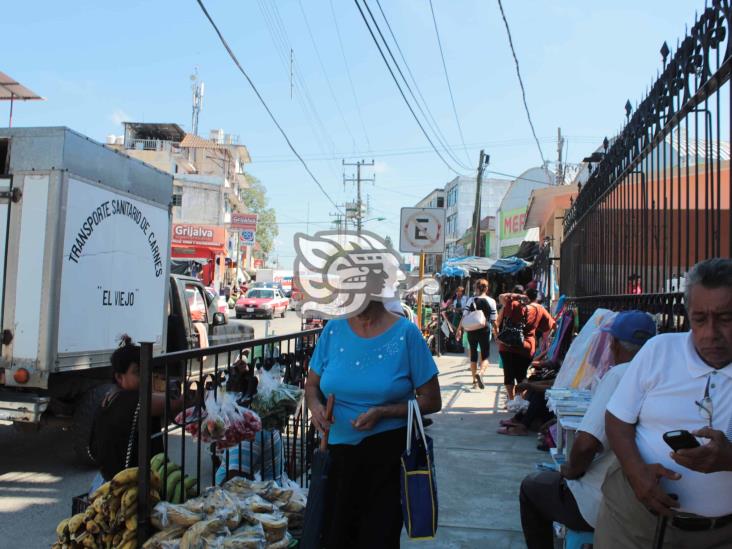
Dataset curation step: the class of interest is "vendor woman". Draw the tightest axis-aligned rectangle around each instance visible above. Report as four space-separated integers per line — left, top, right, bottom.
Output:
89 336 184 492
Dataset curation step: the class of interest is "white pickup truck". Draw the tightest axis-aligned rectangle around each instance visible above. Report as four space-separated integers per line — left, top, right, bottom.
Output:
0 127 253 462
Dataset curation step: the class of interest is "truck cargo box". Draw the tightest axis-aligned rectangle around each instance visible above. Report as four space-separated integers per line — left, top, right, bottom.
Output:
0 127 172 401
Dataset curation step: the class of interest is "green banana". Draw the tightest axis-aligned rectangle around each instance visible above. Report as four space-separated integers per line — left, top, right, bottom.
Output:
150 453 166 472
183 476 197 500
158 461 180 480
172 482 182 504
164 470 182 501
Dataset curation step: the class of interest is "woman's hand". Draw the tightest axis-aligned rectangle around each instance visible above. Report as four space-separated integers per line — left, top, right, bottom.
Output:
352 407 383 431
310 400 334 435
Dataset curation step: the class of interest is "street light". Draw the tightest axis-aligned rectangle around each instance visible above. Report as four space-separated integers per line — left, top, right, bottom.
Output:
362 216 386 224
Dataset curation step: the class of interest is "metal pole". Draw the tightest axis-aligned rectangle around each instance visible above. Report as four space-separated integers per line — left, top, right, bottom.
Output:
8 94 14 128
416 253 425 329
137 342 154 546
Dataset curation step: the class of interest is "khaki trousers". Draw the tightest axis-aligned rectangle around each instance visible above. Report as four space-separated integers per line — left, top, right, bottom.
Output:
594 461 732 549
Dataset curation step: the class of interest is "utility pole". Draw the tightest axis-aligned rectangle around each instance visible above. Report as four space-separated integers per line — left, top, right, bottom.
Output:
556 127 565 185
471 150 489 257
342 159 375 233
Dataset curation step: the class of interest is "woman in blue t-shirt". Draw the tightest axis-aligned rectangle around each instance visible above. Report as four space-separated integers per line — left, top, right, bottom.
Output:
305 298 442 548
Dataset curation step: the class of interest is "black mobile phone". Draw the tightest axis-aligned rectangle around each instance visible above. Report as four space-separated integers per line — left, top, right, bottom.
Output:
663 430 700 451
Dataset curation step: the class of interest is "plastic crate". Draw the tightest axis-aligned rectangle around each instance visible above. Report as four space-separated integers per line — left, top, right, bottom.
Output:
71 493 90 515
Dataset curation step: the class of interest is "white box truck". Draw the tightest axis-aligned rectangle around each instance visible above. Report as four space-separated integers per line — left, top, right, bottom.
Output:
0 128 253 462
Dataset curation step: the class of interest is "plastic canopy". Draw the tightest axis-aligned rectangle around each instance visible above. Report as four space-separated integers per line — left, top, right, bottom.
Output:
438 256 530 277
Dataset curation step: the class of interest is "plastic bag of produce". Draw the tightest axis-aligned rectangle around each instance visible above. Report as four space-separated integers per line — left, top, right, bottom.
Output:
221 522 267 548
176 391 262 449
180 518 230 549
251 369 303 427
151 501 204 530
142 525 187 548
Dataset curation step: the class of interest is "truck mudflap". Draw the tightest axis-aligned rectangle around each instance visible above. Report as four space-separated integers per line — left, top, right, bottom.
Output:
0 391 49 422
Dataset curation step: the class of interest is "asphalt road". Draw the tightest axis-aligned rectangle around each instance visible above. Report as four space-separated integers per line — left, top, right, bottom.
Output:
0 312 306 548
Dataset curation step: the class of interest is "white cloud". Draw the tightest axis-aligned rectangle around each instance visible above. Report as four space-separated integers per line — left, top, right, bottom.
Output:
109 109 131 127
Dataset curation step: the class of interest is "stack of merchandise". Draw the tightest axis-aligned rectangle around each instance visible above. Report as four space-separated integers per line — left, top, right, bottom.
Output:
53 467 160 549
144 477 306 548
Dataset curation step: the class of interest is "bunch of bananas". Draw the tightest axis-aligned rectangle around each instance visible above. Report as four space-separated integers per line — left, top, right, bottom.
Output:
53 467 160 549
151 453 198 504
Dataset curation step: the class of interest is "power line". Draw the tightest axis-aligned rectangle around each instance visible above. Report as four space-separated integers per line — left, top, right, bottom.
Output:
296 0 358 151
374 0 471 171
329 0 373 152
353 0 465 176
428 0 471 166
195 0 341 211
496 0 547 167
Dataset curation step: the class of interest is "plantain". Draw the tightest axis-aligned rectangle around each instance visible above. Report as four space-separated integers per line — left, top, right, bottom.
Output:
183 475 197 494
111 467 138 487
68 513 86 534
149 489 161 504
118 540 135 549
90 481 111 501
120 527 135 545
56 518 70 540
125 514 137 531
150 469 161 492
121 486 138 510
107 496 121 518
172 482 182 504
111 533 123 547
124 503 137 519
85 520 100 535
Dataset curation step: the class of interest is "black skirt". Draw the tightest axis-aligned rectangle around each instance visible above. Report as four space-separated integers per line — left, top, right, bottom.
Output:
321 426 407 549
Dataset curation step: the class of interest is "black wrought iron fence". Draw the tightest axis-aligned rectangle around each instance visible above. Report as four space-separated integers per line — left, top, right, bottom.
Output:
134 328 322 544
561 1 732 299
565 292 688 333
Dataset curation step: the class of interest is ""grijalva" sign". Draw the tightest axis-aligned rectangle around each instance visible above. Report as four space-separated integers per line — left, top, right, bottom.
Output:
171 223 226 247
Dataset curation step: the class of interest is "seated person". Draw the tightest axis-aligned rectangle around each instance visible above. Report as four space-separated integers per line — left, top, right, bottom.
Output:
518 311 657 549
498 360 560 436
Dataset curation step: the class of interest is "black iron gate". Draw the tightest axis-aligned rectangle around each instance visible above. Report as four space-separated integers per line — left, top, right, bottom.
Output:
561 1 732 322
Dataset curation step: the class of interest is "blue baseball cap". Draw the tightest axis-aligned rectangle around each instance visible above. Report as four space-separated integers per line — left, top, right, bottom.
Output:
601 310 657 346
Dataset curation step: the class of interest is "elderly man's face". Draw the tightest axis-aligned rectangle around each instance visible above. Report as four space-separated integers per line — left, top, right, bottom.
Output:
688 285 732 368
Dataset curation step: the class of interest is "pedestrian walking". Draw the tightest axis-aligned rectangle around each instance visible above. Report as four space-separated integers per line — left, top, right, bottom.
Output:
456 279 497 389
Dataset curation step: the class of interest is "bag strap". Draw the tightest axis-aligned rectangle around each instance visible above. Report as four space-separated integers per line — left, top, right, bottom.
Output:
405 399 427 455
125 402 140 469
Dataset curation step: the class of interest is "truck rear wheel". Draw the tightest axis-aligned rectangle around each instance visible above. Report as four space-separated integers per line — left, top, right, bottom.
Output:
72 383 114 467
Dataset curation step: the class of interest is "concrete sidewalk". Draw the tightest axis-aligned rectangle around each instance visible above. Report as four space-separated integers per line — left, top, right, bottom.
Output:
402 352 543 548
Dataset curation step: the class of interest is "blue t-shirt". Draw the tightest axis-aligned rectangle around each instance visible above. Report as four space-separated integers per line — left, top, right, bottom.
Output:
309 317 438 445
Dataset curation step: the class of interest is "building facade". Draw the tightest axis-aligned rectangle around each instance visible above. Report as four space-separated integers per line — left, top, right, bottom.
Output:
443 176 511 259
109 123 252 286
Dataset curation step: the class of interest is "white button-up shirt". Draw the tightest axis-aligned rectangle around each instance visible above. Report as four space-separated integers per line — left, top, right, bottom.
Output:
567 362 629 527
607 332 732 517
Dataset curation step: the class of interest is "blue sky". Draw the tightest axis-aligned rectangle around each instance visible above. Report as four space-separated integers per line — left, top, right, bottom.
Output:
2 0 702 266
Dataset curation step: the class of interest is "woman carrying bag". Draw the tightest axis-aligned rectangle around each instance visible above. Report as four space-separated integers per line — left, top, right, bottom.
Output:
456 279 498 390
305 296 442 548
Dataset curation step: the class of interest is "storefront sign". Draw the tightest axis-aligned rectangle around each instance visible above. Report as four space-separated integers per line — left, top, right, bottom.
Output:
499 208 528 240
230 212 258 231
240 229 256 245
172 223 226 248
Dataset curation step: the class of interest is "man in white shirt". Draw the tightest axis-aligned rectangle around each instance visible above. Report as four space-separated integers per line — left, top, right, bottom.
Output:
519 311 657 549
597 258 732 548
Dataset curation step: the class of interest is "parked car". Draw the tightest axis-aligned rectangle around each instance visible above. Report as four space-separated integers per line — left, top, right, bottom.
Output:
235 288 289 319
204 289 228 315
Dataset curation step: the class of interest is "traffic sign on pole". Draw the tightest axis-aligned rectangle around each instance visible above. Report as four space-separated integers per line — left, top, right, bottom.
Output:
399 207 445 253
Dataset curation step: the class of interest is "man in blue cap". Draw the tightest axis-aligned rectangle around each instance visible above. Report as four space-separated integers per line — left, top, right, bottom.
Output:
519 310 657 549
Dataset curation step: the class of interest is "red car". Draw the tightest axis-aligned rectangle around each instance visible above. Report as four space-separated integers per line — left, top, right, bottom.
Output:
235 288 289 319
